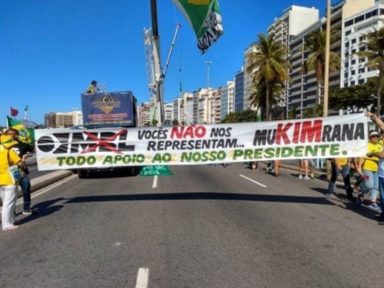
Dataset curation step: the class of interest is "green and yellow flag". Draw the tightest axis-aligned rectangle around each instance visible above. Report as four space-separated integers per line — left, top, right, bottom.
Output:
172 0 224 53
6 116 35 144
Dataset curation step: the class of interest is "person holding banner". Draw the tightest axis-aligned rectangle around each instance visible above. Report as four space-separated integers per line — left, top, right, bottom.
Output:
365 112 384 220
357 129 382 213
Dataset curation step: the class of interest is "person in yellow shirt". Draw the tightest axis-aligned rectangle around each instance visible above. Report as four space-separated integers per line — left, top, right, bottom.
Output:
0 134 25 231
357 130 382 212
86 80 99 94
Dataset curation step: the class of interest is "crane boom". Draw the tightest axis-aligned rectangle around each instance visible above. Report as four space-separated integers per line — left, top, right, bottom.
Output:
162 24 181 79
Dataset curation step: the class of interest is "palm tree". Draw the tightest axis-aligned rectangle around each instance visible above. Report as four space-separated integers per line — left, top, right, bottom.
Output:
303 30 340 109
358 27 384 115
246 33 288 121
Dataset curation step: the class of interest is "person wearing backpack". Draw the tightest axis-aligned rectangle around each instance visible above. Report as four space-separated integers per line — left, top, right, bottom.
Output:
0 134 25 231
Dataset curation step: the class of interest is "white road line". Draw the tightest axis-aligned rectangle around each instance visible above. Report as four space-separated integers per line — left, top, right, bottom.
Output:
152 175 158 189
135 268 149 288
239 174 267 188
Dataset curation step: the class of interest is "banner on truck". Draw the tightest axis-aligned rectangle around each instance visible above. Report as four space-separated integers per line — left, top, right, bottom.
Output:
81 91 136 127
35 114 368 170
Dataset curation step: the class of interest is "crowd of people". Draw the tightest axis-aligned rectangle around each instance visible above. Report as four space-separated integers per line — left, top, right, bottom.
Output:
249 112 384 221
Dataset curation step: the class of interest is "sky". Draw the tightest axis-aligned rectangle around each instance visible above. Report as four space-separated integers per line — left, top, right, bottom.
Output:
0 0 328 125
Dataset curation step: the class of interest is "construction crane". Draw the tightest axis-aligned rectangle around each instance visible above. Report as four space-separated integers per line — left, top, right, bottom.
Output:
162 24 181 81
144 0 181 126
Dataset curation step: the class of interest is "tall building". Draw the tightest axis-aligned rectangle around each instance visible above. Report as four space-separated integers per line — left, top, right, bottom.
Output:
191 88 220 124
164 102 174 126
268 5 320 118
211 88 221 123
243 44 258 111
341 1 383 88
234 70 245 112
268 5 319 45
220 81 235 120
173 97 183 125
183 95 194 125
285 0 375 117
138 102 151 127
173 92 193 125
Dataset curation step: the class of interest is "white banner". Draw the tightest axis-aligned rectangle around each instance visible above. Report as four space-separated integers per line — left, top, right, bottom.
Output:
35 114 368 170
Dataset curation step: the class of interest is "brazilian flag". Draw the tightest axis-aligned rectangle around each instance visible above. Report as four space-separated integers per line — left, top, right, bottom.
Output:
172 0 224 53
6 116 35 144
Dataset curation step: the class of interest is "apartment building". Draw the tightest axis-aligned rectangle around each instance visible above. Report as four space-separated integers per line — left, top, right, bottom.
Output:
341 1 383 87
191 88 220 124
173 92 193 125
164 102 174 126
44 111 82 128
268 5 320 117
234 70 244 112
268 5 319 45
220 81 235 120
138 102 151 127
243 44 258 111
286 0 375 117
211 88 221 123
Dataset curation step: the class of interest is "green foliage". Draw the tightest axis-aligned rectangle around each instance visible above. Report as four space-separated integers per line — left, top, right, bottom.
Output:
330 78 377 112
304 30 340 105
246 33 288 120
221 110 260 123
151 119 158 127
357 27 384 114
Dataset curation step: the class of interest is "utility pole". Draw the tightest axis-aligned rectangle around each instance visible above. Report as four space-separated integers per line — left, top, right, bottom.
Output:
205 61 212 88
323 0 331 117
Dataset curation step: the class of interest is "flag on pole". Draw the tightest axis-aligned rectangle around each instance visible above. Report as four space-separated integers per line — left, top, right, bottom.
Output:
172 0 224 53
6 116 35 144
10 107 19 117
24 105 29 120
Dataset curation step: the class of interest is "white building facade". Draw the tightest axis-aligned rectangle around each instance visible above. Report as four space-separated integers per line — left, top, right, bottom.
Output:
341 1 383 88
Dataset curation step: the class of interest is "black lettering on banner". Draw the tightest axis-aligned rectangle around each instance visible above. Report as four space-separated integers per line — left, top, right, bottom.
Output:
210 127 232 137
253 129 276 146
138 129 168 140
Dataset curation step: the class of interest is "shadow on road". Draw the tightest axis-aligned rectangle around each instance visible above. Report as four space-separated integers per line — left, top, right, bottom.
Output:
17 197 65 225
65 192 331 205
310 187 379 221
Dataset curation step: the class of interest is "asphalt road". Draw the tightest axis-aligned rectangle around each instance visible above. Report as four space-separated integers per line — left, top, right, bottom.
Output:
0 163 383 288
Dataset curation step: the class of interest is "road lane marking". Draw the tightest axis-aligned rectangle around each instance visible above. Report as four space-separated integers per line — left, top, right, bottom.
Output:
152 175 158 189
135 268 149 288
239 174 267 188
